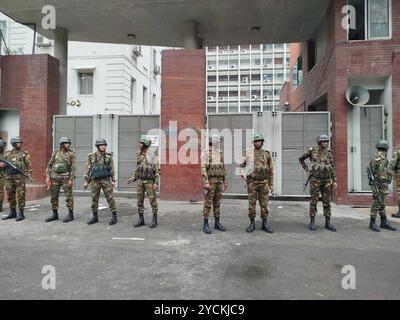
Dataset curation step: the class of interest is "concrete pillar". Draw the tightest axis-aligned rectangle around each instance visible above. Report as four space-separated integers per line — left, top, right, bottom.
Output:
183 20 203 49
53 28 68 115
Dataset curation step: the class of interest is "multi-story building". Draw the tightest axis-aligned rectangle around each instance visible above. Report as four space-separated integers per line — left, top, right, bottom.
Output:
0 12 163 115
205 43 290 113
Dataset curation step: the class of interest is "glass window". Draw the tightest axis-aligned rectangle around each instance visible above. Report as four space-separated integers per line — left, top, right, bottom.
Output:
369 0 390 38
79 72 93 95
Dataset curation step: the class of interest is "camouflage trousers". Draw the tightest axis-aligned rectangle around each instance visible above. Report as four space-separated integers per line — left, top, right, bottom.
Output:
137 180 158 214
397 176 400 209
0 176 5 202
309 178 331 217
50 177 74 210
247 179 269 219
5 177 26 209
370 188 388 219
202 177 224 219
90 178 116 213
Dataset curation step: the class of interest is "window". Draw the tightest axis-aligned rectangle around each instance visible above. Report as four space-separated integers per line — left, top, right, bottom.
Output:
79 72 93 95
151 94 156 114
143 87 148 112
348 0 391 41
130 78 136 105
292 55 303 87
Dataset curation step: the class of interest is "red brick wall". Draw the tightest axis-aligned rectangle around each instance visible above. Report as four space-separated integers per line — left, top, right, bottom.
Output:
160 49 206 201
285 0 400 205
0 54 59 201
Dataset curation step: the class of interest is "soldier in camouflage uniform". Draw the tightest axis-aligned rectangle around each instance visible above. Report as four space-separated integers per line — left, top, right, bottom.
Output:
240 134 274 233
128 135 160 229
84 138 118 225
45 137 76 223
368 140 397 232
299 134 337 232
389 146 400 218
0 136 32 221
200 135 227 234
0 139 6 212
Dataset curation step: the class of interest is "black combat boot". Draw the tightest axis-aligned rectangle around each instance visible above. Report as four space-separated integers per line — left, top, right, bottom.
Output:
109 212 117 225
325 216 337 232
309 216 316 231
246 218 256 233
392 210 400 218
134 213 145 227
380 216 397 231
63 209 74 223
2 207 17 220
149 214 158 228
369 217 380 232
214 216 226 231
203 219 211 234
87 212 98 225
16 209 25 221
261 219 274 233
45 209 59 222
0 201 3 212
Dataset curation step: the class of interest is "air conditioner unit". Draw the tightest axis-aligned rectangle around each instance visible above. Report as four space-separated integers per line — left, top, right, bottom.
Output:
36 35 52 47
207 96 214 101
208 65 214 70
153 65 161 75
242 77 249 83
252 95 259 99
132 45 141 57
230 65 236 69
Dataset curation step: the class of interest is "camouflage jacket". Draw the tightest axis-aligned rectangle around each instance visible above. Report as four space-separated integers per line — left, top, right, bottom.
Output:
46 149 76 179
240 148 273 185
200 148 226 183
84 151 115 183
389 149 400 175
0 148 6 177
370 151 391 187
4 148 32 179
299 146 336 181
135 148 160 184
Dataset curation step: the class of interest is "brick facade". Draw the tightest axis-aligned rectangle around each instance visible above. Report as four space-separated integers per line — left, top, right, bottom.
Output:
160 49 206 201
0 54 59 201
284 0 400 205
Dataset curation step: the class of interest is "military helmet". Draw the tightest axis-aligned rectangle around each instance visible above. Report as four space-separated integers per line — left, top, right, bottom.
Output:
10 136 23 146
317 134 329 144
95 138 107 147
376 140 389 150
0 139 6 148
139 135 151 147
208 134 221 143
253 133 264 142
59 137 72 145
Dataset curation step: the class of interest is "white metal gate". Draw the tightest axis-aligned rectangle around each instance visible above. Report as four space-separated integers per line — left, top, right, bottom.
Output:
208 111 330 196
53 115 160 191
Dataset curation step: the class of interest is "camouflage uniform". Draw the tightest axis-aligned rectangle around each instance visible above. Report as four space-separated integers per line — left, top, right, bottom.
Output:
389 149 400 217
84 151 117 213
299 146 336 218
0 144 6 211
368 141 396 232
201 147 226 219
135 148 160 218
240 148 273 220
46 149 76 210
4 148 32 210
370 150 392 219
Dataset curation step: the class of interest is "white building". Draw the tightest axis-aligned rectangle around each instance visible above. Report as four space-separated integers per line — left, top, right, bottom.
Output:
0 13 163 115
206 44 290 113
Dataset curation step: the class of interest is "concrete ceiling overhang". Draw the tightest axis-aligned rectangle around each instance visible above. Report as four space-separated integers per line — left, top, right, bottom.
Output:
0 0 331 46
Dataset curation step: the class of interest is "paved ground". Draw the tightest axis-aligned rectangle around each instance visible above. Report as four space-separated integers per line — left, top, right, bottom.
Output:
0 195 399 300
